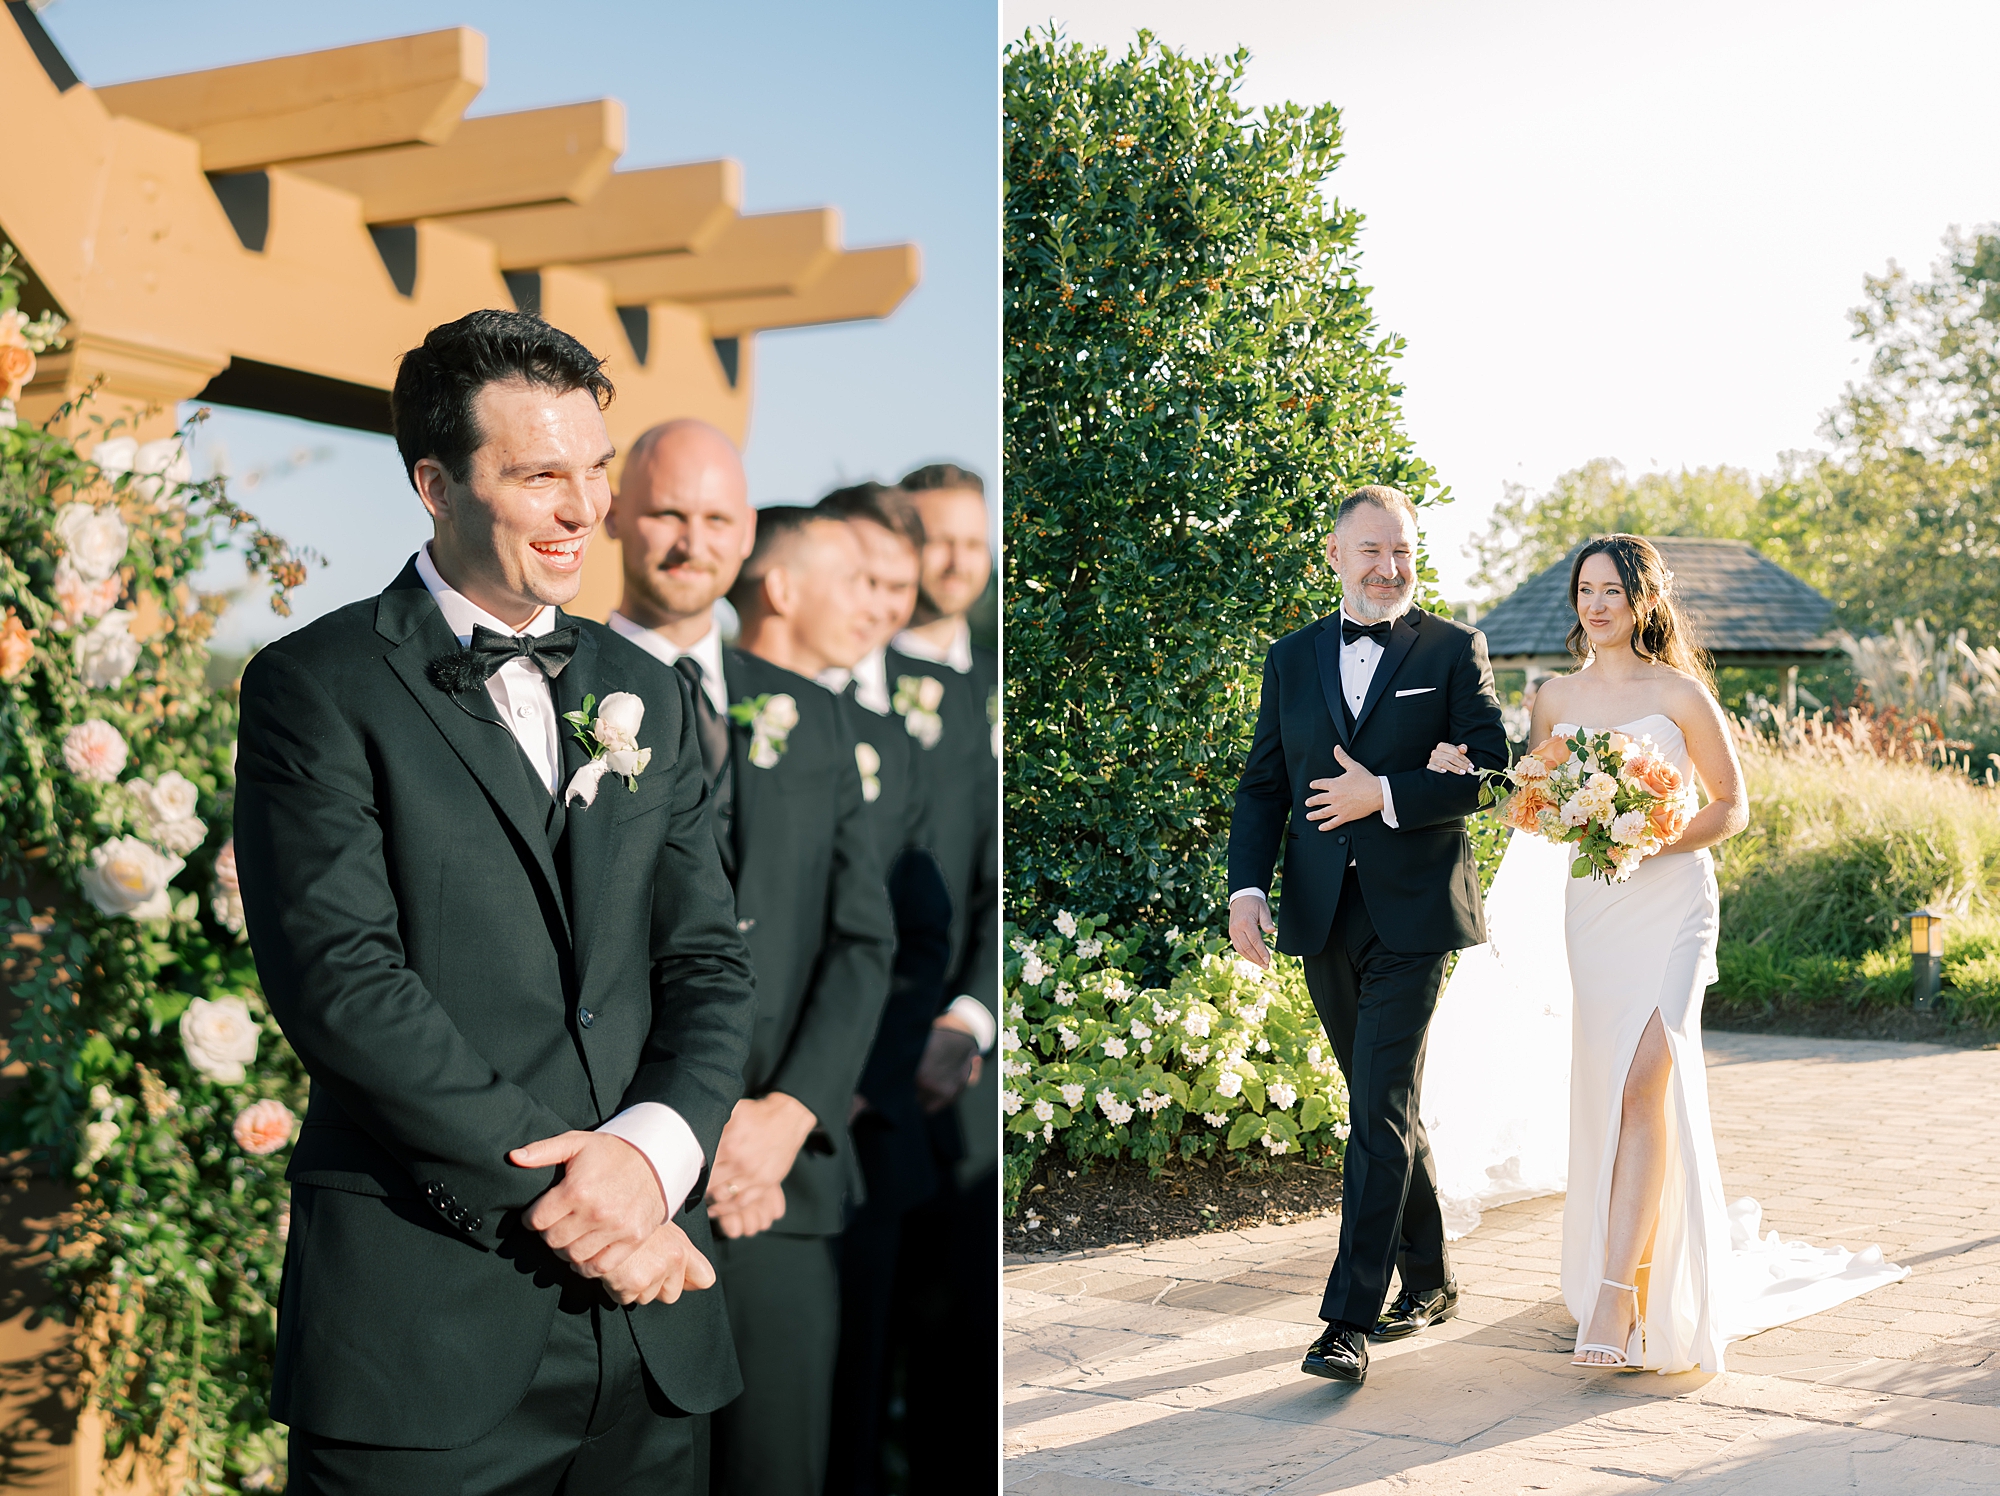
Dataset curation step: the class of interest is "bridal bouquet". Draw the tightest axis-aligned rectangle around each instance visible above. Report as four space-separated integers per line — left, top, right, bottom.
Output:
1485 728 1696 882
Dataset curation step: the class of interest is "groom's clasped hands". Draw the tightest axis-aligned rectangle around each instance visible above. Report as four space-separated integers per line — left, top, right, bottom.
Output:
507 1130 716 1308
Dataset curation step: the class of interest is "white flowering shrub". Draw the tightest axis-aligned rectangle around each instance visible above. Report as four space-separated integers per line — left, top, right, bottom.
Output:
1002 913 1350 1211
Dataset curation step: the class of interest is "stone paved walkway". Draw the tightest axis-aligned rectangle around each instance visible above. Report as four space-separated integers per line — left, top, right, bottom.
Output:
1004 1033 2000 1493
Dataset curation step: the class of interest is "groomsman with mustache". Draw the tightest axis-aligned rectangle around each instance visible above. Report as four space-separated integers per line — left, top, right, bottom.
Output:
604 421 894 1496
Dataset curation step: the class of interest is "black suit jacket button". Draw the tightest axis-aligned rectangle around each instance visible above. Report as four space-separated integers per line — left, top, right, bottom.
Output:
1337 834 1348 845
424 1181 445 1203
578 1006 595 1029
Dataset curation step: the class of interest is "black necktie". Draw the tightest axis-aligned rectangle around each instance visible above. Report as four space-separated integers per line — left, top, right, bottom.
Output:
467 623 579 681
673 657 730 784
1342 617 1392 647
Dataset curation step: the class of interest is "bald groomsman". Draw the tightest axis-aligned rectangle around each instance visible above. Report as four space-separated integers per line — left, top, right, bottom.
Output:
605 423 894 1496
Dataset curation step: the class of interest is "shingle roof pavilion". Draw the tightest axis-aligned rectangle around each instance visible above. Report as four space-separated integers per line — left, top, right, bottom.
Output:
1476 537 1838 670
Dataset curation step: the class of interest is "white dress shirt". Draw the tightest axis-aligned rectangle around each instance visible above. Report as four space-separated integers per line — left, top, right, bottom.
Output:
817 646 893 715
608 611 730 715
414 550 706 1217
892 618 974 674
1230 606 1402 906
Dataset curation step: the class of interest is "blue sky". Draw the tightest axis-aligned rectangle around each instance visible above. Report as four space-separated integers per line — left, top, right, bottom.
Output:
38 0 998 646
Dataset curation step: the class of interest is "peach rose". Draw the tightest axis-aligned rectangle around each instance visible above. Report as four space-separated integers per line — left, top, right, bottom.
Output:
0 343 32 403
54 558 122 628
1526 734 1572 768
61 718 129 783
1626 753 1683 799
0 609 32 679
1649 798 1692 844
231 1098 295 1156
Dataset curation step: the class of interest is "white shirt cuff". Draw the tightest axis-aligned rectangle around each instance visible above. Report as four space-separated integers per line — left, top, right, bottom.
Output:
596 1103 705 1218
946 995 997 1054
1379 776 1398 830
1229 888 1268 904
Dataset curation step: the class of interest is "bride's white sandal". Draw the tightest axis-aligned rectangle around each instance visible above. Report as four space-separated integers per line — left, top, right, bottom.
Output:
1573 1273 1645 1368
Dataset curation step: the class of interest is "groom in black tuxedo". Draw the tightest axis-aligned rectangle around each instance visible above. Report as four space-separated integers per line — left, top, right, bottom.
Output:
235 311 758 1492
1227 485 1508 1386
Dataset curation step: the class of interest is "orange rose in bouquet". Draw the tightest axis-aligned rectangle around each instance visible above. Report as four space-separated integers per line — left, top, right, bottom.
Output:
1479 726 1698 882
0 309 35 403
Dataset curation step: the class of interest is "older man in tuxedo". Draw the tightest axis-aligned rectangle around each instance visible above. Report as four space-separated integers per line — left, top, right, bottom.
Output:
604 423 894 1496
236 312 757 1494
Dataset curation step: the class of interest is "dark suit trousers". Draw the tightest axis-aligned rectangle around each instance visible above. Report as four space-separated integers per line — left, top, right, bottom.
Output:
1303 866 1453 1328
710 1231 840 1496
287 1278 705 1495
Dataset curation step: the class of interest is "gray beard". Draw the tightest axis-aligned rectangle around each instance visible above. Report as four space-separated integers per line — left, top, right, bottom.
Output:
1342 585 1414 624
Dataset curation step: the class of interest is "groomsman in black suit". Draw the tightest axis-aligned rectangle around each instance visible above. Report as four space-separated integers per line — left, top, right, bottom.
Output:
236 312 757 1494
813 484 961 1493
604 422 894 1496
887 463 1000 1493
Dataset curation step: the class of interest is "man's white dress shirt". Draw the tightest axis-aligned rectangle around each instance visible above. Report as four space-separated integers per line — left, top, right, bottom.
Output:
892 618 974 674
607 610 729 715
817 646 893 715
415 549 705 1217
1230 606 1402 907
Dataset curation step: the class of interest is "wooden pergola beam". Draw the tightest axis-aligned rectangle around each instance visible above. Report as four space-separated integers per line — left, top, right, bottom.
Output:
286 99 626 222
705 244 921 337
94 28 486 173
589 208 840 305
443 161 742 267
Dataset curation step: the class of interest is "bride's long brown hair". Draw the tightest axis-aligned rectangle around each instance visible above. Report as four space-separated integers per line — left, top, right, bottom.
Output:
1565 534 1713 693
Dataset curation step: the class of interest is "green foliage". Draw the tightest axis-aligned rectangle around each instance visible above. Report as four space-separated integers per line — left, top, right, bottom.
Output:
0 253 312 1489
1003 30 1440 935
1000 916 1349 1212
1709 731 2000 1025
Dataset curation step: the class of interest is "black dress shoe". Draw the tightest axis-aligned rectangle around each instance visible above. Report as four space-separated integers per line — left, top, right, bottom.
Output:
1301 1322 1368 1384
1370 1280 1459 1342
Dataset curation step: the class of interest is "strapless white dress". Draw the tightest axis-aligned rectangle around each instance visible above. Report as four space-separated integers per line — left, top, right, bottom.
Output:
1424 713 1907 1373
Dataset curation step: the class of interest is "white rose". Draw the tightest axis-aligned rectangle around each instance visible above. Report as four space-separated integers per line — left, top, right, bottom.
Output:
602 745 652 779
75 611 140 689
91 436 139 478
54 503 131 583
592 691 645 753
916 676 945 712
130 437 192 502
749 734 781 770
80 836 184 919
761 694 799 732
133 770 201 825
179 995 260 1084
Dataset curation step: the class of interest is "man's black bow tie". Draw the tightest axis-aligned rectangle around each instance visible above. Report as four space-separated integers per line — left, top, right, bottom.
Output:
466 624 579 681
1342 617 1393 647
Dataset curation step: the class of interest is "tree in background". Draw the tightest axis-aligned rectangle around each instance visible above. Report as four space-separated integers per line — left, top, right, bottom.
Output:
1004 30 1438 940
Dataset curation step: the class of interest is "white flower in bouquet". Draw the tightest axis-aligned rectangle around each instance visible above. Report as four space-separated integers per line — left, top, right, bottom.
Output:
1559 793 1594 828
1609 809 1648 847
1001 1089 1022 1115
80 836 184 919
53 502 130 583
1215 1068 1244 1098
1059 1083 1085 1109
132 770 207 852
61 719 128 782
1101 1036 1127 1059
1032 1097 1055 1122
1054 910 1078 938
95 435 191 503
75 610 141 690
1096 1090 1135 1125
1268 1081 1298 1111
180 995 259 1084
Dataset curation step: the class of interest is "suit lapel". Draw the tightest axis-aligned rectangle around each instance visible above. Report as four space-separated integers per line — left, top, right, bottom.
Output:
376 571 571 943
722 651 755 872
1312 618 1352 749
1351 611 1421 738
554 622 610 987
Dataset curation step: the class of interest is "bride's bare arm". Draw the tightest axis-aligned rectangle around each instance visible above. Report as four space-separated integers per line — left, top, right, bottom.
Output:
1666 680 1749 854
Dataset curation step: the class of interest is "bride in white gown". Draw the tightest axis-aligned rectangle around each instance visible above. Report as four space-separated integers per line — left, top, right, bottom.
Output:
1423 535 1905 1373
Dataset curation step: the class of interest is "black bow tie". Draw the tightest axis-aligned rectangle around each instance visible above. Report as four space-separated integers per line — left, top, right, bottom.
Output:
467 623 580 681
1342 617 1393 647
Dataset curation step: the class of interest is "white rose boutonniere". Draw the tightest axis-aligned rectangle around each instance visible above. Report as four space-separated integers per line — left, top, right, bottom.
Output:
855 741 882 802
180 995 260 1084
80 836 185 920
730 692 798 769
561 691 654 807
75 610 141 690
893 675 945 750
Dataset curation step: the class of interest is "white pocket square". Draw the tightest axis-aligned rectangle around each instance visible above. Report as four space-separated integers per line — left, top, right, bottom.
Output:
1394 687 1435 698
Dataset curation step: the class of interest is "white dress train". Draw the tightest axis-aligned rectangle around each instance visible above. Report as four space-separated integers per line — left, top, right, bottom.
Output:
1424 712 1907 1373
